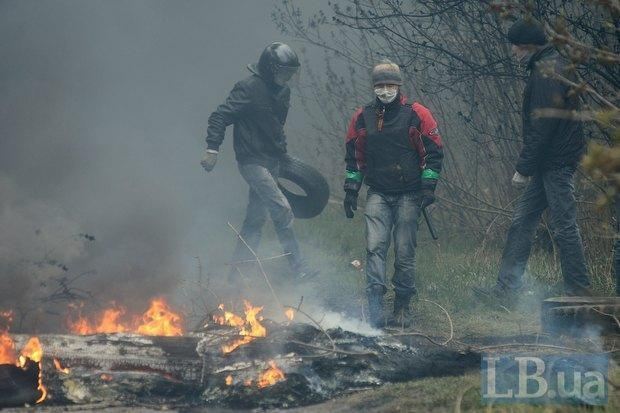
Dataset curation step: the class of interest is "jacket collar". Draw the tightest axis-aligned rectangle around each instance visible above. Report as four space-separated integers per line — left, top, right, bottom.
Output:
526 44 555 70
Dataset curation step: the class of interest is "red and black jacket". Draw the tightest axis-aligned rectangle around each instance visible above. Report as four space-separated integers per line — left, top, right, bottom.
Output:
344 94 443 194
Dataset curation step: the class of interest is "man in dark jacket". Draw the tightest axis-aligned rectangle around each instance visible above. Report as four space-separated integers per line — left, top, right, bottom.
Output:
343 60 444 327
201 42 318 281
478 19 591 301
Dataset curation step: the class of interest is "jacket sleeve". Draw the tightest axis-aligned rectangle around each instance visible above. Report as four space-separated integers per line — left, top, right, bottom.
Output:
515 71 565 176
344 108 366 193
412 103 444 191
205 81 252 151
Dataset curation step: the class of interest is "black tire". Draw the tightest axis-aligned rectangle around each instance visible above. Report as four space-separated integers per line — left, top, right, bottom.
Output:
278 155 330 219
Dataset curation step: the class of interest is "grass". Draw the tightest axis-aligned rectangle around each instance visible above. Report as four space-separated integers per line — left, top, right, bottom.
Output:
203 203 618 412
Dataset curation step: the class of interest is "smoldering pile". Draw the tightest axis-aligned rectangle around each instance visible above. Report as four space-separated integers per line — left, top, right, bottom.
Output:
2 304 478 410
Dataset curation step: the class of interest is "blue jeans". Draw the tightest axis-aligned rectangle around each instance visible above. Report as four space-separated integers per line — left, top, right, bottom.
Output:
498 167 590 293
231 163 303 270
364 190 421 298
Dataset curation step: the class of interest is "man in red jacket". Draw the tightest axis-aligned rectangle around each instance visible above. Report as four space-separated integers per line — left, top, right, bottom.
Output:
343 60 444 328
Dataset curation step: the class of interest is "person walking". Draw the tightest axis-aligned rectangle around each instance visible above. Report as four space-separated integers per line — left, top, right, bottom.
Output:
343 60 444 327
475 19 591 303
201 42 318 282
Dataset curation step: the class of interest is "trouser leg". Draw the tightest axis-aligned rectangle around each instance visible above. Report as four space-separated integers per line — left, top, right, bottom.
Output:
543 167 591 294
364 191 392 293
364 191 392 327
238 163 303 270
231 188 268 263
392 193 421 300
497 175 547 291
615 195 620 296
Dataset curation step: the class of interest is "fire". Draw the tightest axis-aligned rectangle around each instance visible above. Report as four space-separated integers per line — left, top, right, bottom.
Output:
53 358 70 374
67 298 183 336
0 311 16 364
285 308 295 321
0 330 16 365
225 374 233 385
100 373 113 381
257 360 285 388
215 301 267 354
136 298 183 336
68 304 128 335
18 337 47 404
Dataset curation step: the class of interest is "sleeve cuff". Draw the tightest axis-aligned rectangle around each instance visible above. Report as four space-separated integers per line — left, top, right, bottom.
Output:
421 168 440 179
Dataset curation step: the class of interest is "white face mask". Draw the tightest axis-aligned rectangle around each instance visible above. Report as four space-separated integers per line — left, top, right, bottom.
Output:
374 84 399 104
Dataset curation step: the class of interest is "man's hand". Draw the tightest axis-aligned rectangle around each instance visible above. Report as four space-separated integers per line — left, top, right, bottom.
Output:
201 149 218 172
511 171 529 189
343 190 358 219
420 189 435 208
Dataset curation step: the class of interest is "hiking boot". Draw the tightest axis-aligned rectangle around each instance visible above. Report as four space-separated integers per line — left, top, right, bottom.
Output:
388 295 414 328
472 284 519 308
367 285 386 328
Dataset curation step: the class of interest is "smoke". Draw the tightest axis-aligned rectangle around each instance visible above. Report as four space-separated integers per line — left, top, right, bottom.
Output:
0 0 298 330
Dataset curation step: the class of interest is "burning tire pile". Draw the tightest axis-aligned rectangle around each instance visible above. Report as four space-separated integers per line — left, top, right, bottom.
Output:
0 301 478 410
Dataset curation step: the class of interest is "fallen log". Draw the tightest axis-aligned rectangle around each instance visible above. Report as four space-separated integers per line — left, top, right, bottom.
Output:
7 322 479 409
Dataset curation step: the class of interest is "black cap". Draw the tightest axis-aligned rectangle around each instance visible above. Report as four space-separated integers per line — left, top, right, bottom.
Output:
507 18 547 46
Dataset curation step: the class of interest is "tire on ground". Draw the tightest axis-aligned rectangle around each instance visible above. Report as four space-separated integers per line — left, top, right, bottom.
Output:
278 155 330 219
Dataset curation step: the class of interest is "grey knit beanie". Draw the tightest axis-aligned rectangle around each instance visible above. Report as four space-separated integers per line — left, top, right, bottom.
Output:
372 59 403 86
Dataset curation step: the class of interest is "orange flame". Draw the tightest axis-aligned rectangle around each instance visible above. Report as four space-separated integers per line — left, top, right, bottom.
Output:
53 358 70 374
215 301 267 354
67 303 128 335
100 373 113 381
225 374 233 385
0 330 16 365
257 360 285 388
0 312 47 403
285 308 295 321
0 311 16 365
18 337 47 403
67 298 183 336
136 298 183 336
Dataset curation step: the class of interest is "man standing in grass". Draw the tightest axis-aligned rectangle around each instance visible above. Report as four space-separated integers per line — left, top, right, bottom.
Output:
475 19 591 303
343 60 444 328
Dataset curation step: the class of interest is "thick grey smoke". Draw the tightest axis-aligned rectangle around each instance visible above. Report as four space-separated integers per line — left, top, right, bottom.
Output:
0 0 304 330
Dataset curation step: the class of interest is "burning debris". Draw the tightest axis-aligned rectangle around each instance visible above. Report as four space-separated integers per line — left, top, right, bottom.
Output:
67 297 184 336
0 313 47 406
0 302 478 409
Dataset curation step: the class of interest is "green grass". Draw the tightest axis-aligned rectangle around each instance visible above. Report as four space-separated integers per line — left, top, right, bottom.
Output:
204 203 618 412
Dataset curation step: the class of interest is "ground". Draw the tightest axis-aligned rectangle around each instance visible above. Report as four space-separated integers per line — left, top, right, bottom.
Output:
8 203 617 412
213 202 619 412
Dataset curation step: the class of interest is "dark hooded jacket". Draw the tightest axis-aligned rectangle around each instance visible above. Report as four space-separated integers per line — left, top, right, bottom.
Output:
205 66 290 167
516 46 585 176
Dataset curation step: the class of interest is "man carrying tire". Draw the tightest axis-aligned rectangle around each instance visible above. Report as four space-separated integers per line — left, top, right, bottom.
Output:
343 60 444 328
201 42 318 282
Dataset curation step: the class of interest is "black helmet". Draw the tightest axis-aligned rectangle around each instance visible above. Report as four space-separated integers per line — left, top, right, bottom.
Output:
251 42 300 86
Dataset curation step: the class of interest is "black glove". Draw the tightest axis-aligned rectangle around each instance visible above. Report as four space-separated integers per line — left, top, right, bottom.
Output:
419 189 435 208
343 190 358 219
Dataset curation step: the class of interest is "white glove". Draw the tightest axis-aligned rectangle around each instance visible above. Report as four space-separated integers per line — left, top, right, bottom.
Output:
201 149 218 172
511 171 529 189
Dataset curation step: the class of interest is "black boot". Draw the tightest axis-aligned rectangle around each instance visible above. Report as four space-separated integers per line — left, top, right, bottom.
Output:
388 295 413 328
367 285 385 328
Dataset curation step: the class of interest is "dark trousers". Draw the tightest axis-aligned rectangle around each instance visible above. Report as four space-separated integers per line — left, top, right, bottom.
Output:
364 189 421 299
615 195 620 295
231 163 303 271
498 167 590 294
